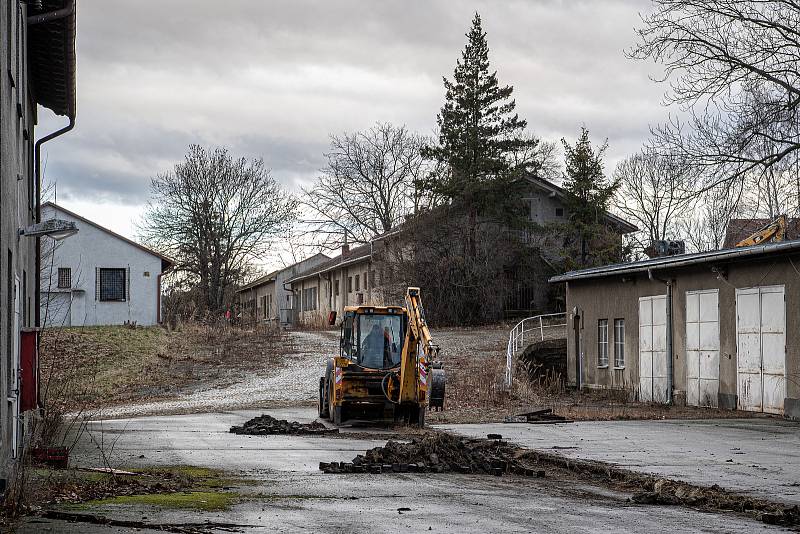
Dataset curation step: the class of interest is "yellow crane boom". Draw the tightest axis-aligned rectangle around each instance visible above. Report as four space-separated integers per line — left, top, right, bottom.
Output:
735 215 787 247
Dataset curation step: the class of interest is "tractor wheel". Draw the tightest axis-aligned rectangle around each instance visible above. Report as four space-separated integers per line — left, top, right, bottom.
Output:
318 377 329 418
416 406 426 428
333 405 345 426
327 373 336 423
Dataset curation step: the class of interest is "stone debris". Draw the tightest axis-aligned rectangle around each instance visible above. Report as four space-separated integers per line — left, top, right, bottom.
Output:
230 414 338 436
319 432 544 477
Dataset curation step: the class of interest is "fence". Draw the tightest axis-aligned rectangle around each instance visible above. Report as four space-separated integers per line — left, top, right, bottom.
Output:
505 312 566 389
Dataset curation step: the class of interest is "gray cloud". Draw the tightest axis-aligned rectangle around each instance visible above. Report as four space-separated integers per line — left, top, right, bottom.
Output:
39 0 666 216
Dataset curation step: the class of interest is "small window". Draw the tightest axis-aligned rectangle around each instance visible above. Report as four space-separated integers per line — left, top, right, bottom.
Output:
334 279 340 296
355 274 360 292
614 319 625 368
99 268 126 301
555 207 564 217
348 277 353 293
57 267 71 289
369 270 376 288
597 319 609 367
363 271 368 290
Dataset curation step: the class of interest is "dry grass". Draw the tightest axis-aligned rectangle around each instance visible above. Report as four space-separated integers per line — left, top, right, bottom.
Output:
39 322 293 415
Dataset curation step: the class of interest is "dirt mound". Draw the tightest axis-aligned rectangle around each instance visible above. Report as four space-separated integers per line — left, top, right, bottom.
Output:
230 414 338 436
320 432 544 476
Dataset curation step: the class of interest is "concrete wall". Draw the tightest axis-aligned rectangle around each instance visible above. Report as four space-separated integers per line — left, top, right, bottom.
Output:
40 205 165 326
564 254 800 417
0 0 38 481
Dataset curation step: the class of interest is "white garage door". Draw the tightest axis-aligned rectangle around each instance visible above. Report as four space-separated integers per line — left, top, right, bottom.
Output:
686 289 719 407
736 286 785 414
639 295 668 403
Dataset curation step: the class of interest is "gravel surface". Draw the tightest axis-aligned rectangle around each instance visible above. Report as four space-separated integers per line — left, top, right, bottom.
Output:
101 330 338 418
99 327 509 419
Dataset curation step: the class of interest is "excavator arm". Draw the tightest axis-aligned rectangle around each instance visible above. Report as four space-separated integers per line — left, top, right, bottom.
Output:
736 215 787 247
396 287 445 410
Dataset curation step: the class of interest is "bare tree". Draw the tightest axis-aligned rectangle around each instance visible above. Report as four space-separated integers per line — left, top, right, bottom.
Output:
614 149 697 253
302 123 431 248
678 182 744 252
141 145 297 314
631 1 800 187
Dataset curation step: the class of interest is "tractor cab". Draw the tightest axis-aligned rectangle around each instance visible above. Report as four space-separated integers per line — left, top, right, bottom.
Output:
339 306 406 369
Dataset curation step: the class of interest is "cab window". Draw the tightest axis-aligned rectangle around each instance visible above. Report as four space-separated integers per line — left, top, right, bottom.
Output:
357 314 402 369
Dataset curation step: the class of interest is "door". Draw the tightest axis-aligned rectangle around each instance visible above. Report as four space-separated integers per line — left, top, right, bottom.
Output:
9 277 20 458
686 290 720 407
736 286 785 414
639 295 668 403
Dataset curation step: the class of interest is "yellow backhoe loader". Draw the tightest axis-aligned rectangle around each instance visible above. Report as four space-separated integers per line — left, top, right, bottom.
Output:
318 287 445 427
735 214 787 247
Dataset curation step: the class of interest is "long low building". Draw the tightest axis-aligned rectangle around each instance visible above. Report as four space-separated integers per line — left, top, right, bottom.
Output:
550 240 800 419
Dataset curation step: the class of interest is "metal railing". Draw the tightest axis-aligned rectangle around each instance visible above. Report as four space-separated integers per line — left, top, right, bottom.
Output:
505 312 566 389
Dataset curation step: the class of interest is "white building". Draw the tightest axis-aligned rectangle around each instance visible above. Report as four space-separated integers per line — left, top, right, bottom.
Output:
40 203 173 327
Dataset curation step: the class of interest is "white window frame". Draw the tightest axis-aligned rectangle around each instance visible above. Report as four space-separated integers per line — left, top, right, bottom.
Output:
597 319 609 367
614 318 625 368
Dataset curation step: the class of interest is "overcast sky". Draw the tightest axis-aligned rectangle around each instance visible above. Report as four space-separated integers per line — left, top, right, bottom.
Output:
39 0 666 268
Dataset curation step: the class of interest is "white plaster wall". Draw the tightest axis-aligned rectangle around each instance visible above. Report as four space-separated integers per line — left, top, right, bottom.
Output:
40 205 165 326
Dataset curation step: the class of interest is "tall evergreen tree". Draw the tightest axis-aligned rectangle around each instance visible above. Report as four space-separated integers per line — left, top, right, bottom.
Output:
422 13 537 254
561 127 620 267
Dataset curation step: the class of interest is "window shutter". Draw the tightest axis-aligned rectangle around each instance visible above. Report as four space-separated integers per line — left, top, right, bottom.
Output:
95 267 100 300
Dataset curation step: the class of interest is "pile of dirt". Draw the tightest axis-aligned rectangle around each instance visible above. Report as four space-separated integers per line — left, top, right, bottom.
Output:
320 432 544 476
230 414 338 436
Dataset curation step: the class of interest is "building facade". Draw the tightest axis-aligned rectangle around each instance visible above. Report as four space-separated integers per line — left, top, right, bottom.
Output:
1 0 77 486
550 241 800 419
236 253 329 327
40 203 173 327
288 244 385 326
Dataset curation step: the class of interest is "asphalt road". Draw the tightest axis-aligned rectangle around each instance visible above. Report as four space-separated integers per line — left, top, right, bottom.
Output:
18 408 781 533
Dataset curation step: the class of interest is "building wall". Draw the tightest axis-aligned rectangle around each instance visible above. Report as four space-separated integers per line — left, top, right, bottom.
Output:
40 206 165 326
564 256 800 417
0 0 38 481
275 254 328 326
293 258 384 326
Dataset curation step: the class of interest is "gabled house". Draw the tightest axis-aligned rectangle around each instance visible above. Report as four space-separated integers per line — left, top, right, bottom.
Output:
40 203 174 327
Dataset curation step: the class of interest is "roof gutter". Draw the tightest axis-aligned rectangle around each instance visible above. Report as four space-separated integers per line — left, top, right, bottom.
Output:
28 0 75 25
549 240 800 284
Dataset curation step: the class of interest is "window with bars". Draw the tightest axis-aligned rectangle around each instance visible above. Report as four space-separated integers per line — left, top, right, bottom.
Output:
614 319 625 368
99 268 126 301
597 319 609 367
334 279 340 296
355 274 360 292
57 267 71 289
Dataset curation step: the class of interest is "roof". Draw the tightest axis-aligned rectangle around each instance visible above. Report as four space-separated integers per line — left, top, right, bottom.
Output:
28 1 77 118
287 243 373 284
549 239 800 283
723 218 800 249
43 202 174 271
237 269 280 293
525 174 638 234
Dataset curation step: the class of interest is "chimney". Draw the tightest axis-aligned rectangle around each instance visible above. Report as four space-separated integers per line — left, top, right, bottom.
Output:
341 243 350 257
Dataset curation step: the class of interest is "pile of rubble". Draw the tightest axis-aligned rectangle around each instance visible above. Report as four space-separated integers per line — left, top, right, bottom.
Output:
230 414 338 436
319 432 544 476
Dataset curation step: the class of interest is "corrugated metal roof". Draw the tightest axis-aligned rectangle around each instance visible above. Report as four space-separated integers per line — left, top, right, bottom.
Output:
549 239 800 283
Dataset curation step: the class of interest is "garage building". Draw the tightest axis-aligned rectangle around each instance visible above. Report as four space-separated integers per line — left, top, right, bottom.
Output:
549 240 800 419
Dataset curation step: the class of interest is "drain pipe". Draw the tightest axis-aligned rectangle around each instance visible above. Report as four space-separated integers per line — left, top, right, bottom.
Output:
34 117 75 328
648 268 673 404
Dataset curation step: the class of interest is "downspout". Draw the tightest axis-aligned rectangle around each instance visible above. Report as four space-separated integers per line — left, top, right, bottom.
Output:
648 268 674 404
34 117 75 328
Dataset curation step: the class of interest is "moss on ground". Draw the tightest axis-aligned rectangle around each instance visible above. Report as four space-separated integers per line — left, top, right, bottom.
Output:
79 491 238 512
